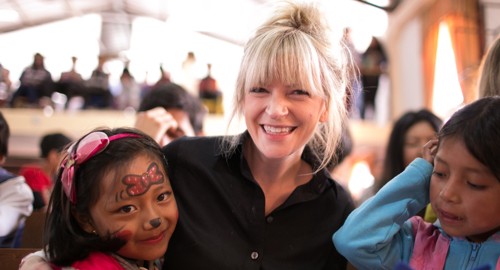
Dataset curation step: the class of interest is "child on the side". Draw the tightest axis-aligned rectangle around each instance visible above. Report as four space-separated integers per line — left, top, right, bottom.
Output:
333 96 500 270
44 127 178 269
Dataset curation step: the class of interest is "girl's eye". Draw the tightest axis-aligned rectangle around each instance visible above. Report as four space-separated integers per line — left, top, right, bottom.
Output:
291 89 310 96
158 191 172 202
432 170 446 178
467 181 486 190
120 205 136 213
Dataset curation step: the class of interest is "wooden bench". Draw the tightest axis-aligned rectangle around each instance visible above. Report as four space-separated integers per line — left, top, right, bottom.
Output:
20 210 46 249
0 248 40 270
3 156 41 175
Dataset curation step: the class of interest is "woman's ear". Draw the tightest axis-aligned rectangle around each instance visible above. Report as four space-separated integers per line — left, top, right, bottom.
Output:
319 104 328 123
72 209 95 234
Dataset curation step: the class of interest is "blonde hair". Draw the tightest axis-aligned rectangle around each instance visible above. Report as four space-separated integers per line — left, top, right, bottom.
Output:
478 35 500 98
222 0 354 172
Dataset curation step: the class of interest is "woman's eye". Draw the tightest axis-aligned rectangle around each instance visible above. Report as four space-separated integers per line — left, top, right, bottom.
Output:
249 87 267 93
120 205 136 213
158 191 172 202
291 89 310 96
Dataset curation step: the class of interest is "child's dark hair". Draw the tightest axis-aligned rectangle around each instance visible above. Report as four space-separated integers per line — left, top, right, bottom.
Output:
40 132 72 158
438 96 500 181
139 82 207 134
0 111 10 157
44 127 168 265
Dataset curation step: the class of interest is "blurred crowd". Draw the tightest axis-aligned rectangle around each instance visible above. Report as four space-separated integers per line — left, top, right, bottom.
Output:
0 51 223 114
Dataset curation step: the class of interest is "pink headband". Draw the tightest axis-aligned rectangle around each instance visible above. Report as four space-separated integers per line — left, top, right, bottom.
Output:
60 131 140 204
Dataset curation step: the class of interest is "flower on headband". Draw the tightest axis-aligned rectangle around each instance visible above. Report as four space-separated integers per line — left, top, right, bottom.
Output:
60 131 140 204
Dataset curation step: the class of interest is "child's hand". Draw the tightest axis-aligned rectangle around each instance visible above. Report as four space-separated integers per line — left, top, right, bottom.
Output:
134 107 179 147
421 139 438 164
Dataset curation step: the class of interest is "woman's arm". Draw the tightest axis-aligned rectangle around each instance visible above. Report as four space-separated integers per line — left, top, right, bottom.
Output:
19 250 53 270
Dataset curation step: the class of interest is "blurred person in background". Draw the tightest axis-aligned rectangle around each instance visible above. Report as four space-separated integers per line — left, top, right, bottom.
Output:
477 34 500 98
359 37 387 120
0 111 34 247
359 109 442 215
19 132 72 210
116 65 141 110
55 56 85 107
0 62 12 106
10 53 54 108
84 55 112 109
135 82 206 147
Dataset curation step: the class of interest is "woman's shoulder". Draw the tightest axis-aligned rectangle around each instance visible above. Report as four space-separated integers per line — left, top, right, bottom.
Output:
165 135 222 149
163 135 226 160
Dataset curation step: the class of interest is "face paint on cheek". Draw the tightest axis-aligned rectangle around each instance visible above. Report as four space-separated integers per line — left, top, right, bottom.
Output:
121 162 165 197
114 230 133 241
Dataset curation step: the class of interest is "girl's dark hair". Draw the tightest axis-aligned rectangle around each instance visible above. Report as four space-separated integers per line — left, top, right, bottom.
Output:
44 127 168 265
438 96 500 182
0 111 9 156
377 109 442 191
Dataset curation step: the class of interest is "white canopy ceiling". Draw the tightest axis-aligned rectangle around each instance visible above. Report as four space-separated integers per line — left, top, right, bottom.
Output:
0 0 277 46
0 0 399 44
0 0 393 94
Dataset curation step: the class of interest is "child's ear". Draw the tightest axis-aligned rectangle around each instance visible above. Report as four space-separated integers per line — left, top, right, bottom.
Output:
72 209 95 234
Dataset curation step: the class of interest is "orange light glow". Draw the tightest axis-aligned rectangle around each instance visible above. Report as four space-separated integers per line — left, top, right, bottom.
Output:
432 21 463 119
348 160 374 201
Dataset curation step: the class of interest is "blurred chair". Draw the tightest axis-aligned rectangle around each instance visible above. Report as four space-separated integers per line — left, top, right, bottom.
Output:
20 210 45 248
0 248 40 270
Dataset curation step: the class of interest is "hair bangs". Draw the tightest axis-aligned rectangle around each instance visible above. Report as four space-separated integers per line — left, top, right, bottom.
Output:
243 30 324 96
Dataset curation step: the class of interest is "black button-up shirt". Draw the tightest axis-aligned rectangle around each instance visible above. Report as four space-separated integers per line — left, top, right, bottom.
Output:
162 133 354 270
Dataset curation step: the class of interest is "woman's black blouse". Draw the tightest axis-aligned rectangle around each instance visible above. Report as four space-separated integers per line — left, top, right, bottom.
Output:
162 134 354 270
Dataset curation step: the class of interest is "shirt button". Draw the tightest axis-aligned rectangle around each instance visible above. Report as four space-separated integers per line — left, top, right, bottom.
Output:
266 216 274 223
250 251 259 260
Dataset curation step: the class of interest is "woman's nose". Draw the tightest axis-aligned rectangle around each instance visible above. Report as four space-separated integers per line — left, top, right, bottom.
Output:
265 95 288 118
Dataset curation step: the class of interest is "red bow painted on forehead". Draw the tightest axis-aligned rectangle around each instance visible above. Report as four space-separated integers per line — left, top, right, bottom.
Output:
122 162 164 197
61 131 140 204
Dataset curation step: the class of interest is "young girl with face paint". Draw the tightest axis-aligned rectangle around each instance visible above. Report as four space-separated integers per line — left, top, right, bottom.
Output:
43 127 178 270
333 97 500 270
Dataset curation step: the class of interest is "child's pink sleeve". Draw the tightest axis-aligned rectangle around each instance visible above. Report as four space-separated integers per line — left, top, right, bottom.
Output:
67 252 123 270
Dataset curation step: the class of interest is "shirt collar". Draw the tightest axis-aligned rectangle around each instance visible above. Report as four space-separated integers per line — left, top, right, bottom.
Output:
229 131 335 195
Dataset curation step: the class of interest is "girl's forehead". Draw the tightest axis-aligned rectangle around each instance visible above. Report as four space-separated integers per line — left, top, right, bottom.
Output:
101 158 168 187
99 162 170 203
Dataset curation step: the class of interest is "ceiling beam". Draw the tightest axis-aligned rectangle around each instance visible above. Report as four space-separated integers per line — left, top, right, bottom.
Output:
353 0 402 12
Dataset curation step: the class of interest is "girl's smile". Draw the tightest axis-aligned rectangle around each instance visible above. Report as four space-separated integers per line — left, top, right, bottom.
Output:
139 229 167 245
